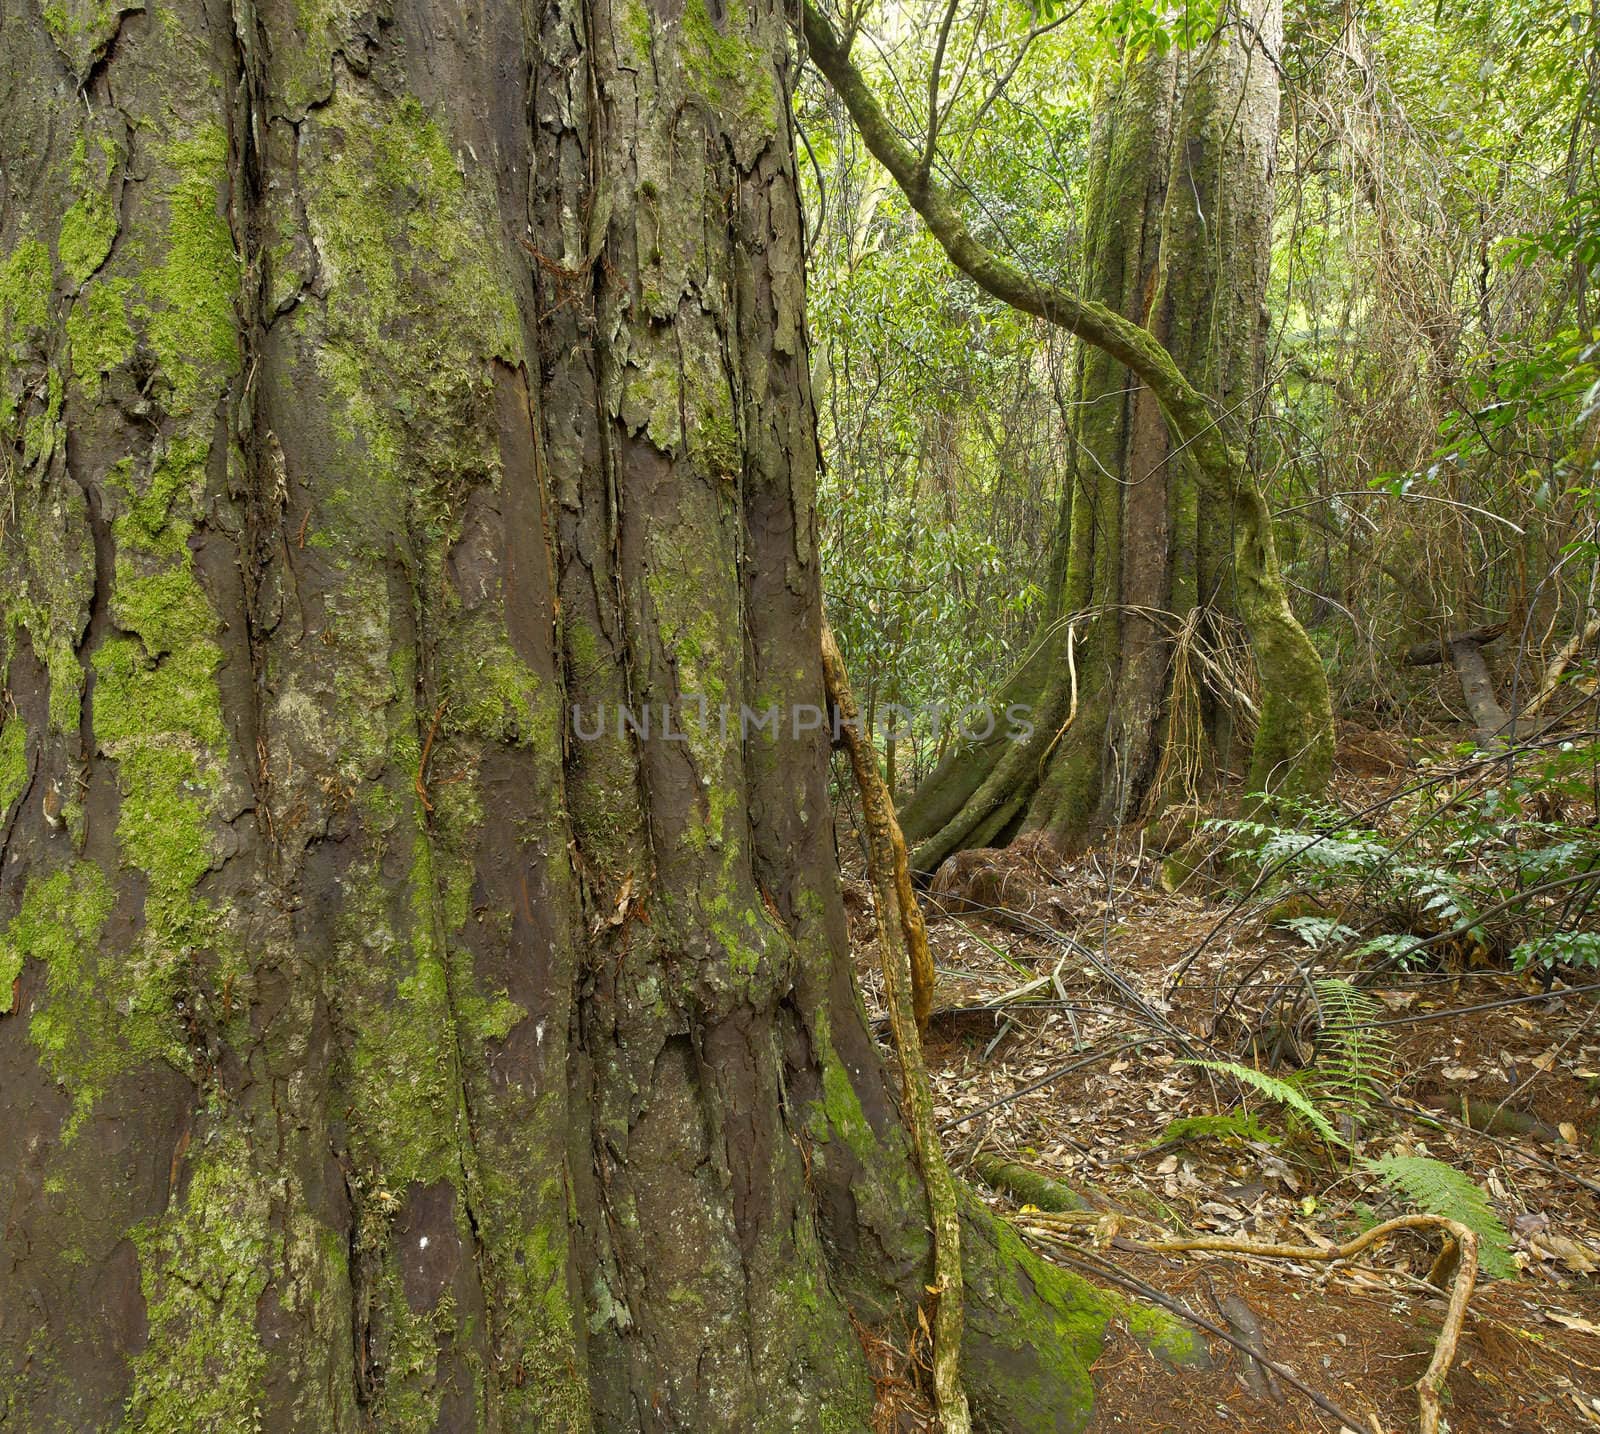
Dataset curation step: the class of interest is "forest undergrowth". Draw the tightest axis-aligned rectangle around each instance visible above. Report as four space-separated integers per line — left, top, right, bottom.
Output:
836 723 1600 1433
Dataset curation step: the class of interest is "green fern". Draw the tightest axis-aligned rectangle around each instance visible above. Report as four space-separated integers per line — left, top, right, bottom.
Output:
1353 932 1427 968
1184 1059 1347 1148
1366 1154 1517 1279
1281 915 1361 950
1308 977 1395 1117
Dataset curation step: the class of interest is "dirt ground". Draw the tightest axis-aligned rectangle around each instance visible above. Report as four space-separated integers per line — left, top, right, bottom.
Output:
840 744 1600 1432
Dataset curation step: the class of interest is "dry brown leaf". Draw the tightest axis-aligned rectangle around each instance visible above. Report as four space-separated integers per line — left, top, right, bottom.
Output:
1531 1232 1599 1274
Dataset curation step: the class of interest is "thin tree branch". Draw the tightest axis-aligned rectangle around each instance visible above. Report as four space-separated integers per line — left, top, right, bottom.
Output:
921 0 965 180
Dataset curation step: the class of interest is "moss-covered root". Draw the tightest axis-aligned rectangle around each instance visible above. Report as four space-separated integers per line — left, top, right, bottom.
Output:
958 1194 1208 1432
969 1153 1098 1214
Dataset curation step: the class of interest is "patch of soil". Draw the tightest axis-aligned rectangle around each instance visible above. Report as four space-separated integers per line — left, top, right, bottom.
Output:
1088 1254 1600 1432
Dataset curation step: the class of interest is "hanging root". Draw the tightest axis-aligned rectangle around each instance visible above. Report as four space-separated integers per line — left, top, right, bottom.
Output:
821 627 936 1028
821 622 970 1434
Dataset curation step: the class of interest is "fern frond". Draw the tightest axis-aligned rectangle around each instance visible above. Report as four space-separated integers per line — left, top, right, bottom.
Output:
1281 915 1361 950
1353 932 1427 967
1184 1058 1347 1148
1366 1154 1517 1279
1260 830 1387 872
1309 977 1395 1117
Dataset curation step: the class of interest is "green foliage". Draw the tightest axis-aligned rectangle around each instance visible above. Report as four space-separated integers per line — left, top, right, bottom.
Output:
1266 0 1597 714
1183 1059 1347 1149
795 0 1116 781
1214 757 1600 971
1365 1154 1518 1279
1281 914 1361 950
1512 930 1600 975
1088 0 1218 56
1423 0 1600 547
803 133 1058 773
1158 1111 1275 1148
1306 978 1395 1116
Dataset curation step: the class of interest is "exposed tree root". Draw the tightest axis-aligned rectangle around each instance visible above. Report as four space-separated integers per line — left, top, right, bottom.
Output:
1026 1231 1378 1432
968 1150 1097 1213
822 622 969 1433
1042 1212 1481 1434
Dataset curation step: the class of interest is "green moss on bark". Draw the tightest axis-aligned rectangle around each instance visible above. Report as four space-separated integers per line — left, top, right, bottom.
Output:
0 238 52 432
111 437 209 556
64 278 134 398
307 92 519 399
40 0 133 78
95 568 227 899
620 0 777 163
0 507 94 740
437 620 555 752
136 126 241 403
58 133 120 285
681 0 777 136
0 866 110 1023
0 264 92 735
125 1129 272 1434
0 863 177 1135
50 554 239 1133
0 710 27 818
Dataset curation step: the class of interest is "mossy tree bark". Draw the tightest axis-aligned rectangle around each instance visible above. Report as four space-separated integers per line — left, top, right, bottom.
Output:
803 0 1335 874
0 0 1199 1430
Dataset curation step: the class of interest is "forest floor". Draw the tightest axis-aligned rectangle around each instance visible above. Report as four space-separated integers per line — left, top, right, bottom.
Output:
844 736 1600 1433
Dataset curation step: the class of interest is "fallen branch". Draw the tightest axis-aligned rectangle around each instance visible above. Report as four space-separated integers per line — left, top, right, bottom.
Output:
1447 1093 1564 1145
1402 623 1508 667
1517 614 1600 721
1401 623 1523 746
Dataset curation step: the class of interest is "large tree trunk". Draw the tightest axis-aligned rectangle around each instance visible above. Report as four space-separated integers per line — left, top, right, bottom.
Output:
0 1 1201 1429
897 0 1334 873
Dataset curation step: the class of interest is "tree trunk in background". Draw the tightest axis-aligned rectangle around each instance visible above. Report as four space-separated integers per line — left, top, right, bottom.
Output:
900 0 1331 874
0 1 1200 1429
